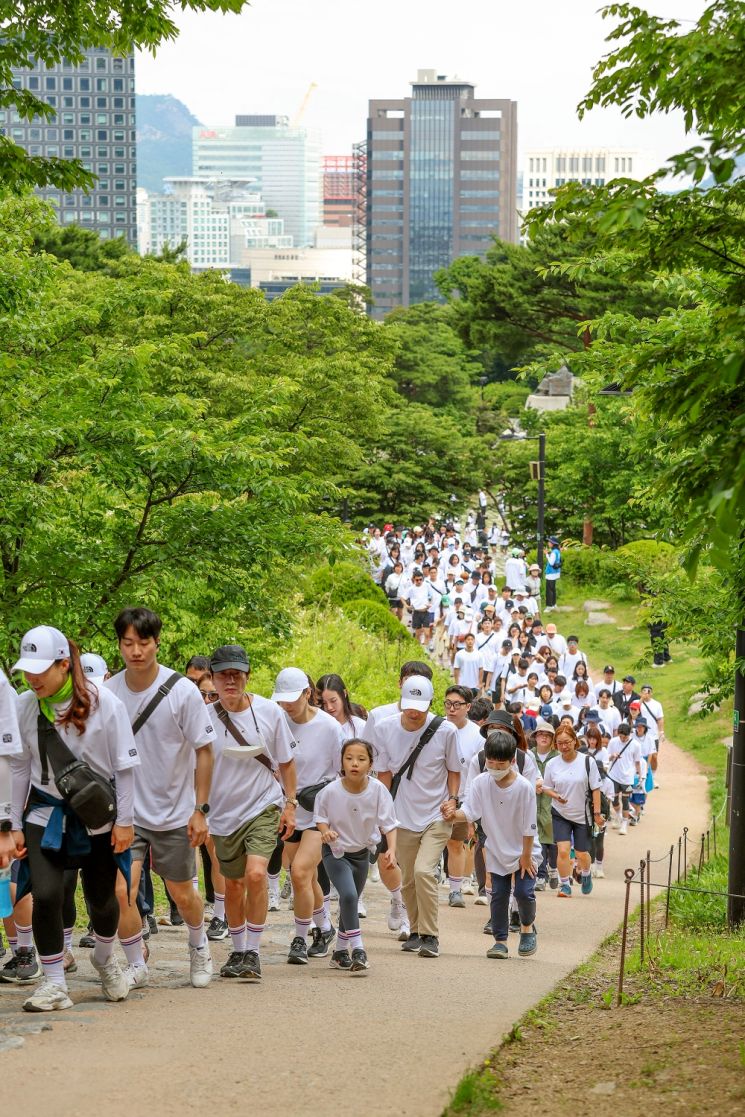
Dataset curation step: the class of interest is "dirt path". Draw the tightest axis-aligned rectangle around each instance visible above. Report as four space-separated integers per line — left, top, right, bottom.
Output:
0 737 708 1116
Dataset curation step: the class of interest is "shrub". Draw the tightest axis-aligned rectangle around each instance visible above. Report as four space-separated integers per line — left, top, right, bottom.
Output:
340 598 417 643
559 545 618 589
615 539 678 581
303 560 388 607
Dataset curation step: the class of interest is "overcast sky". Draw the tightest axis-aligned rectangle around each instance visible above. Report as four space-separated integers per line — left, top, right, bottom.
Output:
137 0 704 171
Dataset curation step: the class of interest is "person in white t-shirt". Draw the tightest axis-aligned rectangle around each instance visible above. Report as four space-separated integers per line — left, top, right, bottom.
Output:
541 724 603 898
593 689 622 735
404 571 434 646
443 729 540 959
443 686 483 907
504 549 526 592
544 624 567 658
453 633 483 692
107 607 215 991
558 636 587 680
606 724 642 834
11 626 139 1012
639 684 665 776
315 738 398 973
0 670 20 869
207 645 297 983
372 676 464 959
593 665 621 701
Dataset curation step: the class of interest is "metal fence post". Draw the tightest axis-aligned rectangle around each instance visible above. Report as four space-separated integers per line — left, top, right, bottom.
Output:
646 849 652 936
639 858 646 964
665 844 674 928
617 868 635 1006
683 827 689 882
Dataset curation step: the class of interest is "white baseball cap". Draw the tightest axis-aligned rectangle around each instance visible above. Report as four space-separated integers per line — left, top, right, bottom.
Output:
13 626 70 673
81 652 109 683
271 667 309 703
400 675 434 712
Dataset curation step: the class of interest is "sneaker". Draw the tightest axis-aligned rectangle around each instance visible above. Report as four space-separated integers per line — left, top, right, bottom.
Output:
369 862 380 884
288 892 294 911
189 944 213 988
22 979 73 1013
548 873 559 890
486 942 508 959
268 891 281 913
141 916 150 942
123 962 149 989
329 949 352 970
0 954 20 983
308 925 336 958
287 936 309 965
628 814 638 826
474 890 489 906
518 928 538 957
203 902 214 923
401 933 423 953
619 820 628 835
419 935 439 958
483 919 493 935
534 878 547 892
280 877 292 901
63 949 77 974
397 919 411 942
558 882 572 898
448 890 466 909
350 948 369 974
79 929 96 948
357 899 367 919
594 865 605 879
581 873 593 895
91 954 129 1002
509 909 520 933
387 900 404 931
462 878 476 896
146 914 158 938
241 950 262 981
220 951 247 978
16 947 40 984
611 813 621 830
206 917 229 942
170 909 184 927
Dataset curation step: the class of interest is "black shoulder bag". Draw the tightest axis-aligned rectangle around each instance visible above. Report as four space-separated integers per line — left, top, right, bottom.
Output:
389 715 444 800
584 753 610 829
38 712 117 831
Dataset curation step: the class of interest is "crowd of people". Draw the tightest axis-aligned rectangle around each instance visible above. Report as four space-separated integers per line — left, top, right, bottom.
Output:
0 515 666 1013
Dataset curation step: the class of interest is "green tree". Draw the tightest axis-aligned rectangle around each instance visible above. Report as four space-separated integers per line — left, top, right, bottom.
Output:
32 224 135 272
0 1 250 192
382 302 482 410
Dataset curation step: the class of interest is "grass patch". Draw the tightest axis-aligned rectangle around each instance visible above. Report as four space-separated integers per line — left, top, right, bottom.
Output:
444 1067 503 1115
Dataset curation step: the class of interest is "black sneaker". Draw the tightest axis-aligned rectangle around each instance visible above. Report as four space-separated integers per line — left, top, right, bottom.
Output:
548 874 559 890
350 948 369 974
220 951 246 979
287 936 309 965
79 928 95 948
0 954 19 983
170 908 184 927
419 935 439 958
141 917 150 941
329 950 352 970
16 947 40 984
401 933 423 953
509 909 520 933
147 915 158 937
482 919 493 935
241 950 262 981
206 917 229 942
307 924 336 958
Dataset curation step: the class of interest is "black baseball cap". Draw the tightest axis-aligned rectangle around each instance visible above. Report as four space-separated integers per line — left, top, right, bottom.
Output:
480 709 519 740
603 665 615 674
623 674 636 684
210 644 250 673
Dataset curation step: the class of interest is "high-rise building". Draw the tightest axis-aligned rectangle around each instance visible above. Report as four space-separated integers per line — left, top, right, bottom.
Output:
364 70 517 317
323 155 355 227
5 47 137 245
193 116 321 246
523 148 642 209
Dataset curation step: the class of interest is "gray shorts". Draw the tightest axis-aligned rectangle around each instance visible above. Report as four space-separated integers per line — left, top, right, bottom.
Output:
132 825 196 883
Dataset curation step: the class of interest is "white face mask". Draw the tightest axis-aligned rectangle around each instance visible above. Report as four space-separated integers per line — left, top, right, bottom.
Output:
487 766 512 782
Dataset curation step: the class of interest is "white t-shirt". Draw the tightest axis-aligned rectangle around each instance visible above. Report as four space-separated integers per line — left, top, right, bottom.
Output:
593 703 621 735
454 648 482 689
337 714 368 741
371 712 464 830
463 744 538 797
105 665 213 832
14 684 140 831
0 671 21 757
504 557 526 589
364 700 400 735
461 772 540 876
639 697 664 739
607 735 642 786
314 776 398 853
477 635 500 676
454 719 484 769
634 729 655 760
594 678 621 700
504 672 531 704
546 633 567 656
282 707 345 830
408 583 433 611
207 696 294 836
542 752 600 825
559 649 587 678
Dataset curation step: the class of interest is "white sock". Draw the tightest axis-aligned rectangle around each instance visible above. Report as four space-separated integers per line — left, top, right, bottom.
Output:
192 875 199 893
268 873 280 894
337 930 350 953
449 876 463 892
388 887 402 904
347 930 363 951
245 922 264 953
313 905 331 933
187 921 207 949
16 923 33 949
294 917 312 941
581 867 591 877
93 932 116 966
596 859 603 868
40 951 67 989
63 926 73 952
229 923 246 952
120 931 145 967
8 935 17 956
322 894 332 923
213 893 225 922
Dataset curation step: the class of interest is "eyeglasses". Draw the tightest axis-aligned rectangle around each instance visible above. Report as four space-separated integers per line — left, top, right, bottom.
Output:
202 691 218 702
444 700 467 710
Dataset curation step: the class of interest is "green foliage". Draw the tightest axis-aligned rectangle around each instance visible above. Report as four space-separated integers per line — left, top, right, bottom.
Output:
0 1 251 193
559 545 618 589
383 302 481 410
302 561 388 608
444 1069 503 1115
340 598 414 643
668 854 732 931
32 224 135 273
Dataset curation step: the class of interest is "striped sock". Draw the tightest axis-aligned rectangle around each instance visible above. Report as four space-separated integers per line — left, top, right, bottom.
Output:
449 876 463 892
63 926 73 952
294 917 311 941
213 893 225 922
268 873 280 893
187 921 207 949
347 929 363 951
336 930 350 953
39 951 66 988
192 875 199 893
8 935 17 956
92 932 116 966
229 923 246 952
120 930 145 967
16 923 33 949
245 922 264 953
312 906 330 933
322 894 332 923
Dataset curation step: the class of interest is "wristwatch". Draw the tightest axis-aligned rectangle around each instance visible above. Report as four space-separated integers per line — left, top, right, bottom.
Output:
285 797 298 807
0 819 12 833
196 803 210 816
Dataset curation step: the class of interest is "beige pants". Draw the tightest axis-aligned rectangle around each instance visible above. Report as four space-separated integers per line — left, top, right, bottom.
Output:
397 819 453 938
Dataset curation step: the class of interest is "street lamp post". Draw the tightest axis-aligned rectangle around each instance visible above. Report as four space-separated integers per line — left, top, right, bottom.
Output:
499 428 546 569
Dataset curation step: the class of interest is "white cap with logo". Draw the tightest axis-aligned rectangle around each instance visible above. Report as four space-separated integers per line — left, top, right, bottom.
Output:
271 666 309 703
13 626 70 674
80 652 109 684
400 675 434 712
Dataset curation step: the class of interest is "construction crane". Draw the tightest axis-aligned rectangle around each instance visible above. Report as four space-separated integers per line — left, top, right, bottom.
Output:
292 82 317 128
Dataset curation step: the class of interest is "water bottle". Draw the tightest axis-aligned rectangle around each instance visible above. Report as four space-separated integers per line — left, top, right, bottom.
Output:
330 842 344 859
0 865 12 919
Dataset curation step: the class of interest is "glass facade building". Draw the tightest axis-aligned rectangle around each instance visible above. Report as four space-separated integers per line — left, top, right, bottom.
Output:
5 48 137 246
365 71 517 317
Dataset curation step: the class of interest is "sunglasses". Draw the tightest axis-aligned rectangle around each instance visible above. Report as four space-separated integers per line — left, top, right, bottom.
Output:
202 691 219 701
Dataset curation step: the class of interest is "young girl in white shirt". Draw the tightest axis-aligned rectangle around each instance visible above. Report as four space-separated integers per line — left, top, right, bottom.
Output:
314 739 397 973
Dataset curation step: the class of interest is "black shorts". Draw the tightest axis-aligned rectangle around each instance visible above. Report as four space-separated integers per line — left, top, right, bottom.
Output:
550 808 591 853
412 609 430 629
388 597 402 609
284 825 319 845
612 779 632 796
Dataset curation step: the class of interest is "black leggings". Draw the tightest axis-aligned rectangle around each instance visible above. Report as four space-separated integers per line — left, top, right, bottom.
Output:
321 848 368 935
25 824 120 956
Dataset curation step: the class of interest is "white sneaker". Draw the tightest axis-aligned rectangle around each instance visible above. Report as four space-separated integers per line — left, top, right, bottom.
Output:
462 878 476 895
357 899 367 918
22 979 73 1013
397 918 410 942
619 820 628 835
123 962 149 989
91 954 129 1002
387 900 404 931
189 944 213 988
369 862 381 883
594 866 605 879
203 903 214 923
268 891 281 912
474 892 489 906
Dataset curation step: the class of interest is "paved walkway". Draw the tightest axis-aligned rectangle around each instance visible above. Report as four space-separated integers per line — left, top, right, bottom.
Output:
0 737 709 1116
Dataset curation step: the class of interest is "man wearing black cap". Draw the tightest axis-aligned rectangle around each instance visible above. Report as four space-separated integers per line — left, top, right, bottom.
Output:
613 675 640 720
594 665 620 701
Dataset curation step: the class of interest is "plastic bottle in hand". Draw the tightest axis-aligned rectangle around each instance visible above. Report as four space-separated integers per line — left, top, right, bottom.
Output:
330 841 345 859
0 866 12 918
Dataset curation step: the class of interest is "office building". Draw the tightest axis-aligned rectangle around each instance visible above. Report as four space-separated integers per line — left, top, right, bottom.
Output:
523 148 642 209
323 155 355 226
364 69 517 317
5 47 137 245
193 116 321 246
